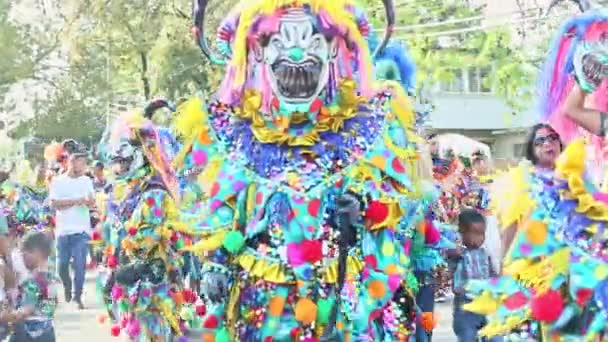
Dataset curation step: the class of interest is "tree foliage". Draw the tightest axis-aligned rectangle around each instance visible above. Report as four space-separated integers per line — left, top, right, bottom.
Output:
366 0 539 112
11 0 237 142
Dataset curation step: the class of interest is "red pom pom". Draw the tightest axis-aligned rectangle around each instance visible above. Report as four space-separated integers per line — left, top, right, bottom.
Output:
531 289 564 322
91 231 101 241
503 291 528 310
290 327 300 339
196 304 206 316
576 288 594 307
300 239 323 263
203 315 219 329
127 227 138 236
424 221 440 245
110 325 121 336
182 289 197 304
365 201 389 225
264 337 274 342
170 231 179 242
107 255 118 269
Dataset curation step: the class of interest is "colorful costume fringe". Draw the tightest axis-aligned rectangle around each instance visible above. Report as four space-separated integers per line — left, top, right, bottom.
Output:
465 140 608 340
170 0 455 340
94 109 198 341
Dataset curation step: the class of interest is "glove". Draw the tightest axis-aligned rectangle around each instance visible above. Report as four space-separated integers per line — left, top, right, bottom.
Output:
200 272 229 303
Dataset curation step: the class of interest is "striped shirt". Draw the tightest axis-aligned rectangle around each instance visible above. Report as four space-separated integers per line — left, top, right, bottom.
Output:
450 247 496 295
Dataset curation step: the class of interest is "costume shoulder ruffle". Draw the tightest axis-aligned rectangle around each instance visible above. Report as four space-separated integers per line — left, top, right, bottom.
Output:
489 161 535 229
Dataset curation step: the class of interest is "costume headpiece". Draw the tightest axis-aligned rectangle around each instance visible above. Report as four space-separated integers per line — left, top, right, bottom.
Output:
109 99 180 201
191 0 395 105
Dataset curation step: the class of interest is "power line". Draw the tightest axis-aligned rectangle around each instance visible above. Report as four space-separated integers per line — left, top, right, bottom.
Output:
391 14 549 39
371 6 542 33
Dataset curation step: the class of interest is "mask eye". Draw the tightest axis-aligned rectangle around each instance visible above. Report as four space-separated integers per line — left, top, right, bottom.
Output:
271 37 283 49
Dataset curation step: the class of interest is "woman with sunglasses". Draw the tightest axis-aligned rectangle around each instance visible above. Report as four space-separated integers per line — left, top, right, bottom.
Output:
461 123 566 340
500 123 563 259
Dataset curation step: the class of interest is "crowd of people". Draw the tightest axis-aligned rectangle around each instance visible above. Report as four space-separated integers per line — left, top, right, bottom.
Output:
2 0 608 341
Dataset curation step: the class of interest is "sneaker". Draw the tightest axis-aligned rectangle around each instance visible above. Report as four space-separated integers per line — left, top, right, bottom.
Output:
64 288 72 303
75 298 85 310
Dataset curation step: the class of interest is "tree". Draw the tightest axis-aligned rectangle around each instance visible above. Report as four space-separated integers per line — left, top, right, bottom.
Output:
365 0 540 112
11 0 237 142
0 0 63 101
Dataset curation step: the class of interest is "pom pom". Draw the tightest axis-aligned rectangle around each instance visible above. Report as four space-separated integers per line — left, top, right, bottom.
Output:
196 304 206 316
170 231 179 242
316 298 333 324
203 315 219 329
110 325 121 337
294 298 317 324
180 307 194 321
531 289 564 322
300 239 323 263
107 255 118 269
127 227 138 236
172 291 184 306
97 313 107 324
91 231 101 241
419 312 437 332
223 230 245 254
365 201 389 225
215 328 230 342
141 288 151 297
111 286 124 301
290 327 301 339
424 221 440 245
126 320 141 337
182 289 197 303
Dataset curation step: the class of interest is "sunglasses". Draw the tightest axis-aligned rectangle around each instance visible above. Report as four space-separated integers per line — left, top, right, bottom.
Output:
533 133 559 146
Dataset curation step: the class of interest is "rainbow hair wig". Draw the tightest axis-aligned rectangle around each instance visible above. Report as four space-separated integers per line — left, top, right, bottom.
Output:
538 9 608 147
192 0 396 109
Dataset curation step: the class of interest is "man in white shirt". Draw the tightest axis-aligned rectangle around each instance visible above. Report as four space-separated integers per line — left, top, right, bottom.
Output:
49 153 95 309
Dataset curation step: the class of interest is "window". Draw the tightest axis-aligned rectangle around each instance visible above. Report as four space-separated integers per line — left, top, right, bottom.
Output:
439 69 465 93
438 66 493 94
468 66 493 94
513 143 525 158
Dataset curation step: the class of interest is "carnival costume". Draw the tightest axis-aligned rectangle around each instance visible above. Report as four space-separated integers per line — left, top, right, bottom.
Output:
165 0 457 340
464 2 608 339
94 108 196 341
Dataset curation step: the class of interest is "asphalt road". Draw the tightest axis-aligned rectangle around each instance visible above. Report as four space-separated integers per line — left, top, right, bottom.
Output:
54 273 456 341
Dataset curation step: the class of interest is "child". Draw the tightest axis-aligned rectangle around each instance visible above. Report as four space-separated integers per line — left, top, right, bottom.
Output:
448 209 502 342
10 232 57 342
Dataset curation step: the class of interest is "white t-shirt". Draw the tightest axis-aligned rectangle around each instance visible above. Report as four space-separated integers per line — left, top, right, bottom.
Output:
482 215 502 273
49 174 94 236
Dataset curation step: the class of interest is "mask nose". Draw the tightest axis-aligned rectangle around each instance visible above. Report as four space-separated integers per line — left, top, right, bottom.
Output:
288 47 304 62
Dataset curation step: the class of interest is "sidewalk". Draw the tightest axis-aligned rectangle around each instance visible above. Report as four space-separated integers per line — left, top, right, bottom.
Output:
54 272 457 341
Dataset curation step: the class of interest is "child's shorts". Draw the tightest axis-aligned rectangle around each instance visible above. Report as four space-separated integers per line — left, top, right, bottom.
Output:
9 320 55 342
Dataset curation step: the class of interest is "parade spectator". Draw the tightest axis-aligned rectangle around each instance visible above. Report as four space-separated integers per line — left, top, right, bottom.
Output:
48 153 95 309
92 161 106 192
9 232 55 342
501 124 562 257
448 209 501 342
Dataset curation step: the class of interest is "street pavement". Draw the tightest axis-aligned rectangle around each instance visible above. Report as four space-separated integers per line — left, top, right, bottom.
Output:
54 273 456 341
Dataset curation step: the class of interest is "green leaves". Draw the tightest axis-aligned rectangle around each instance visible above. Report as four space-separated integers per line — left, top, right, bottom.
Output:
364 0 538 111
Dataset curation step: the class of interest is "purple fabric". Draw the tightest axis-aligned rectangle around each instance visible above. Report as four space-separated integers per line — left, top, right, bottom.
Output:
207 96 386 186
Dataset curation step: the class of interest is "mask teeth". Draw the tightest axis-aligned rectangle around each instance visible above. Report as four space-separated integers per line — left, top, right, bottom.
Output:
282 7 307 19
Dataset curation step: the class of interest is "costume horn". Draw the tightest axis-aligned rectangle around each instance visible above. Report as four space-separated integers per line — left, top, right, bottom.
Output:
192 0 227 65
372 0 396 58
143 99 176 119
546 0 591 15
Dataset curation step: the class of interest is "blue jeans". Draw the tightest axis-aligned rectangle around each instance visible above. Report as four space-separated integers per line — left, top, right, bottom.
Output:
453 295 503 342
415 271 435 342
56 232 89 300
